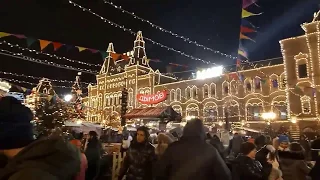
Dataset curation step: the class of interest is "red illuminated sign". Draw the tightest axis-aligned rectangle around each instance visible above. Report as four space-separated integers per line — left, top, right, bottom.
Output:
137 90 167 105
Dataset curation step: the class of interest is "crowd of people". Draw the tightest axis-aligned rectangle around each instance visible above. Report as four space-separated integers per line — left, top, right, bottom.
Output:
1 96 320 180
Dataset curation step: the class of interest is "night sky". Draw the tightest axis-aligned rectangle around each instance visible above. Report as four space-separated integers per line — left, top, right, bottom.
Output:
0 0 318 95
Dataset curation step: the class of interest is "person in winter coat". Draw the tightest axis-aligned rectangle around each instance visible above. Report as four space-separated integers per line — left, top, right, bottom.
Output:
278 142 311 180
228 133 244 158
254 135 273 180
210 135 226 160
70 139 88 180
85 131 103 180
154 119 232 180
155 133 173 159
278 135 290 151
232 142 264 180
118 126 156 180
0 96 81 180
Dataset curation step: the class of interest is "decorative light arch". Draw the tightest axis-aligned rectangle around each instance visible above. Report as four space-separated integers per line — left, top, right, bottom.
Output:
223 100 240 122
185 86 191 99
245 98 264 121
272 95 287 120
230 80 238 95
186 103 199 117
301 95 311 114
254 76 262 92
203 102 218 122
172 105 183 115
170 89 175 101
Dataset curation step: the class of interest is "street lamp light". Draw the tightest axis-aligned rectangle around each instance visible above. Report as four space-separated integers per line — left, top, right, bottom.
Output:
64 94 73 102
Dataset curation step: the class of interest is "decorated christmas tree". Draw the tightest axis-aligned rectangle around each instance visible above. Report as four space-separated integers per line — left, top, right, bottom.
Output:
66 72 85 121
32 78 68 136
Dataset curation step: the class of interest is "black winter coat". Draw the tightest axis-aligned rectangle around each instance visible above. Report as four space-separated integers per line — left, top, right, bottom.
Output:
255 145 272 179
118 142 156 180
232 155 264 180
154 120 231 180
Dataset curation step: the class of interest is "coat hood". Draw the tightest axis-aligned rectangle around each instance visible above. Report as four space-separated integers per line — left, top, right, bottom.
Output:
182 119 206 140
0 138 81 180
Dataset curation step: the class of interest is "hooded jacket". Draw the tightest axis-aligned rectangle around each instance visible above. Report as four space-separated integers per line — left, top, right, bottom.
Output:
278 151 311 180
232 155 264 180
154 119 232 180
0 138 81 180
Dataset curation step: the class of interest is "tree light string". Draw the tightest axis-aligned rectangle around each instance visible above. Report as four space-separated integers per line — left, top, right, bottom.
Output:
0 71 90 85
102 0 236 60
1 78 72 89
0 49 97 74
0 41 101 68
68 0 217 65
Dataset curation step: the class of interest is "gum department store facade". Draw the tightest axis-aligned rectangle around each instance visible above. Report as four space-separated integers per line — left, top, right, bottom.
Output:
84 12 320 135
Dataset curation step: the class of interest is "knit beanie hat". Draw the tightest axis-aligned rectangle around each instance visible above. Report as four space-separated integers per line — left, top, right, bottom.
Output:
0 96 34 150
278 135 289 143
240 142 256 155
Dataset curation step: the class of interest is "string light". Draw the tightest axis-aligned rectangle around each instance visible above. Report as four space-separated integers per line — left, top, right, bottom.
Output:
103 0 236 60
0 49 97 74
2 78 72 89
0 71 90 85
68 0 217 65
0 41 101 67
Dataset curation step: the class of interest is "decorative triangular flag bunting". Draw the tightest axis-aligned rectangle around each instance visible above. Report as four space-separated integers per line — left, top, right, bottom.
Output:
88 48 98 53
240 26 256 33
238 49 248 58
240 33 255 42
77 46 86 52
242 0 257 8
26 38 36 47
100 51 108 60
0 32 10 38
242 9 262 18
39 40 51 50
13 34 26 39
52 42 63 51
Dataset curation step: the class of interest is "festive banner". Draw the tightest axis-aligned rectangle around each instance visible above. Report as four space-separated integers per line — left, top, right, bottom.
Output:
242 9 262 18
137 90 167 104
77 46 86 52
39 40 51 50
27 38 36 47
13 34 26 39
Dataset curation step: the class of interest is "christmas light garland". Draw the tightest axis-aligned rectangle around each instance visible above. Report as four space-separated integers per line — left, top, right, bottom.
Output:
0 49 97 74
0 41 101 67
0 71 90 85
68 0 217 65
102 0 236 60
2 78 72 88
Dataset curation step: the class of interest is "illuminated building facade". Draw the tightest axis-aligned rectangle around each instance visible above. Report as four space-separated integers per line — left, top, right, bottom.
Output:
0 79 11 97
84 12 320 135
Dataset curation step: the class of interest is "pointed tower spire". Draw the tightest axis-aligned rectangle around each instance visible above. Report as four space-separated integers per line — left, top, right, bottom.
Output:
100 42 116 75
133 31 146 59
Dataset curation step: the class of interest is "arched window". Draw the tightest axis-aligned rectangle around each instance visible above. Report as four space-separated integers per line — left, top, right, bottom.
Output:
210 83 216 97
301 95 311 114
295 53 309 79
270 74 279 89
280 73 286 89
230 80 238 94
244 78 252 93
192 86 197 99
170 90 175 101
128 88 133 106
176 88 181 101
186 103 199 117
185 87 191 99
254 77 261 91
203 84 209 98
223 100 240 122
222 81 229 95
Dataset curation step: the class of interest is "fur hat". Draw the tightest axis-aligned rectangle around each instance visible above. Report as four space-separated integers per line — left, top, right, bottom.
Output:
0 96 34 150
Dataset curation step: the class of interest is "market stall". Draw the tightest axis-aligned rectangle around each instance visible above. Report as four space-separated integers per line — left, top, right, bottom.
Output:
65 121 103 136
